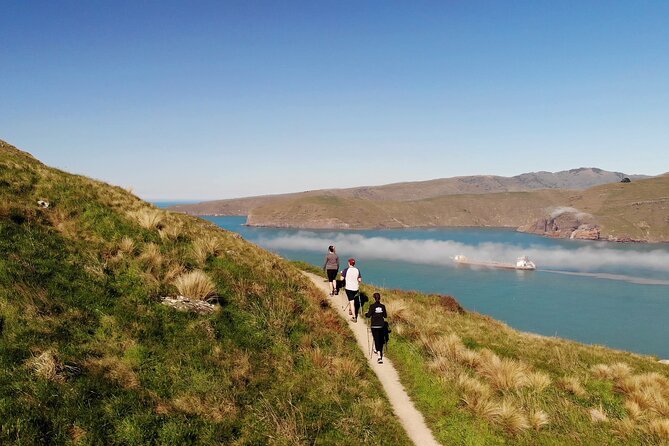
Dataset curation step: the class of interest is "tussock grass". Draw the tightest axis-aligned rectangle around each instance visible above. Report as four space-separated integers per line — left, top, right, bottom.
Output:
529 409 550 430
332 356 362 378
476 350 530 391
172 270 216 300
558 376 587 397
647 418 669 440
524 371 551 392
364 282 669 445
127 209 164 230
158 220 183 241
461 392 499 419
192 235 223 265
589 406 609 423
117 236 135 254
139 242 163 274
625 400 644 421
25 350 64 382
494 400 530 434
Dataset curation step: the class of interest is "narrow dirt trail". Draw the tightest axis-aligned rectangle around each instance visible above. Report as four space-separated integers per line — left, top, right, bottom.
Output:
303 272 442 446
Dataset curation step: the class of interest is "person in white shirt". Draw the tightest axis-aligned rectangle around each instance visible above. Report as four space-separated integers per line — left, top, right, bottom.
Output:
341 258 362 322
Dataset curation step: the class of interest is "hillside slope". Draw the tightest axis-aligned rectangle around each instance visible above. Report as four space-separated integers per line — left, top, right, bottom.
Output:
244 176 669 242
376 285 669 445
170 168 646 216
0 140 411 445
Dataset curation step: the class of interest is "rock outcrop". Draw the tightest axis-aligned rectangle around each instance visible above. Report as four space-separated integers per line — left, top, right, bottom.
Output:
519 208 601 240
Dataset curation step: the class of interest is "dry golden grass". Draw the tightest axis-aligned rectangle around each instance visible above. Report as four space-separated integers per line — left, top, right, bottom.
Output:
163 262 186 283
589 406 609 423
494 400 530 434
128 209 164 230
173 394 237 422
230 351 252 387
646 418 669 440
625 400 644 421
158 220 183 241
365 397 387 420
421 333 465 361
139 243 163 275
590 363 612 380
461 392 499 420
85 356 139 389
457 374 491 400
524 371 551 392
172 270 216 300
192 235 223 265
529 409 550 431
332 356 361 378
304 346 329 369
558 376 587 397
257 398 307 445
609 362 633 381
476 350 529 391
385 299 412 324
69 425 87 444
612 418 637 438
117 236 135 254
25 350 64 382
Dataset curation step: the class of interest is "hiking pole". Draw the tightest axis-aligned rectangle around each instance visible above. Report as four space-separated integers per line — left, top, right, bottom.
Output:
366 321 372 359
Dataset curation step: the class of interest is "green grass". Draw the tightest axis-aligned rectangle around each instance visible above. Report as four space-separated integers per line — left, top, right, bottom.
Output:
0 140 411 445
358 286 669 445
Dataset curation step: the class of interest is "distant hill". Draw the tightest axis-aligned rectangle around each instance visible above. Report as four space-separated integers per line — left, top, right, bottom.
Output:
170 168 649 216
242 175 669 242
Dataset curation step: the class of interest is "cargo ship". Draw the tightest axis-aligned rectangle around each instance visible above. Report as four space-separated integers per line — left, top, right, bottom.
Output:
452 255 536 271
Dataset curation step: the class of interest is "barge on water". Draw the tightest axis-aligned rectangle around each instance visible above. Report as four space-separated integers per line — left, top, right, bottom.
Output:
452 255 537 271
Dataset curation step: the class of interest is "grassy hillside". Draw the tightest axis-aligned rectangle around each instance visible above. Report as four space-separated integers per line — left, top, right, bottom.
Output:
0 140 411 445
243 177 669 242
170 168 645 217
377 287 669 445
295 260 669 445
246 190 570 229
572 174 669 242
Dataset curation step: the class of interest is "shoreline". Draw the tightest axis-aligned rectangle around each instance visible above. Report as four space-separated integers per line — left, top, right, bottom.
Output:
178 212 666 244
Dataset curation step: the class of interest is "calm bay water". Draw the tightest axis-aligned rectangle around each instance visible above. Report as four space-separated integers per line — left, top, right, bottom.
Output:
200 215 669 358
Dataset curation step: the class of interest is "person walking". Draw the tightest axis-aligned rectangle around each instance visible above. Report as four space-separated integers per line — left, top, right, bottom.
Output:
323 245 339 296
342 258 362 322
365 292 388 364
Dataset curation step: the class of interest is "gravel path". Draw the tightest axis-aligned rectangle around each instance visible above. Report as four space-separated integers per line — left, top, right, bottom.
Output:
304 272 442 446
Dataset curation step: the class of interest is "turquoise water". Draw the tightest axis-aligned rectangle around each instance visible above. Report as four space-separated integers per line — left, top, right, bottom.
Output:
203 216 669 358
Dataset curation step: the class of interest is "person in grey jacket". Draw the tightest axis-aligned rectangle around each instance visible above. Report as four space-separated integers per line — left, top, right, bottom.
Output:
323 245 339 295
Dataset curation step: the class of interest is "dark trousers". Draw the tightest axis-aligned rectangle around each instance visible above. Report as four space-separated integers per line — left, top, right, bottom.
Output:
346 289 360 317
371 327 385 355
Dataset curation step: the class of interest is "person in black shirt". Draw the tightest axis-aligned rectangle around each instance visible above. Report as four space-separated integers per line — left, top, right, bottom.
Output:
365 292 388 364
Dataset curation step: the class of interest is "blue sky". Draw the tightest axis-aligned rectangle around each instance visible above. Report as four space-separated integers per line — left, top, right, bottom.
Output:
2 1 668 200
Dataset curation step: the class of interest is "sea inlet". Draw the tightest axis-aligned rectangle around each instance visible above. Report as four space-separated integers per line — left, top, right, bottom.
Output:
205 216 669 359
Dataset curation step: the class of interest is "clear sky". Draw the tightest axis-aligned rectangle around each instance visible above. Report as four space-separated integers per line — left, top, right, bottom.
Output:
2 1 668 200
